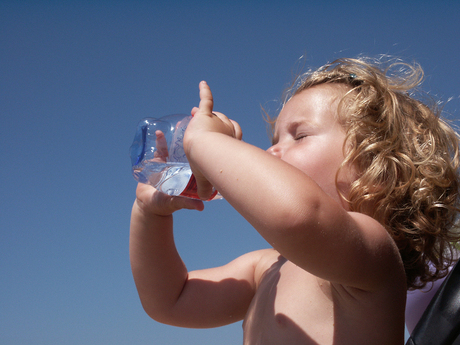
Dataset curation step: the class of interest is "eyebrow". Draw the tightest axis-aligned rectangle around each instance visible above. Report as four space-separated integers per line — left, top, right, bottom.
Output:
272 120 315 145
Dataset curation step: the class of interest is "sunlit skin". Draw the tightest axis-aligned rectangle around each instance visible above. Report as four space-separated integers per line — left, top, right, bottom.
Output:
267 84 354 208
130 82 407 344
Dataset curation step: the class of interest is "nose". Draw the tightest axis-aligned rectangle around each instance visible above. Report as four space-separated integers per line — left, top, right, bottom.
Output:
267 143 282 158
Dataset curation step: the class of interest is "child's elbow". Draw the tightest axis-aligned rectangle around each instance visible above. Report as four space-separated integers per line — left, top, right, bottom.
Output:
269 196 323 238
142 302 178 326
137 297 177 326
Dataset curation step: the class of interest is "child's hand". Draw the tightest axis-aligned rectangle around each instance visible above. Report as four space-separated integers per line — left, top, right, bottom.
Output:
184 81 242 200
153 130 168 163
189 81 242 138
135 182 204 217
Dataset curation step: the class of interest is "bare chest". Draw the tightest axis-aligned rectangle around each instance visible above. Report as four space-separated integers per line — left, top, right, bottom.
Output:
242 258 335 345
242 256 405 345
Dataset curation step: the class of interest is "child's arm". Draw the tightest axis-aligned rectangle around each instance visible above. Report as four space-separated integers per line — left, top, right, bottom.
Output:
184 82 405 291
130 155 261 328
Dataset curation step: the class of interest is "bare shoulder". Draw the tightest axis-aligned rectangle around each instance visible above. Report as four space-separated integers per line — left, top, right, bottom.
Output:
326 213 407 343
344 211 406 291
194 248 281 287
304 207 406 293
249 248 282 287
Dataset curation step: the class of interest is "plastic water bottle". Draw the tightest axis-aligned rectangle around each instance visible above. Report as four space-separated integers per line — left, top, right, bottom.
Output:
130 114 221 201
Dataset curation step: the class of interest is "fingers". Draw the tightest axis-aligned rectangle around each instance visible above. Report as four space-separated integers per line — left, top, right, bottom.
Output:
212 112 243 141
154 130 168 160
194 176 215 201
170 195 205 212
198 81 214 116
191 107 199 116
191 106 216 117
136 183 204 216
193 82 243 141
230 119 243 140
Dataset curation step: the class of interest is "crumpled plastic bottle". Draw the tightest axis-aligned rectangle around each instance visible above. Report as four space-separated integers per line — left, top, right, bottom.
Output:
130 114 221 200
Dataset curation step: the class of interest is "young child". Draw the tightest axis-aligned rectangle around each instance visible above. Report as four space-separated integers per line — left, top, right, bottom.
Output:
130 57 460 344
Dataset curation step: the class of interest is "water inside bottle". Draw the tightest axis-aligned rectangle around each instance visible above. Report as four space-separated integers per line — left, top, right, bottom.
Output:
132 162 191 195
130 115 221 200
133 162 221 200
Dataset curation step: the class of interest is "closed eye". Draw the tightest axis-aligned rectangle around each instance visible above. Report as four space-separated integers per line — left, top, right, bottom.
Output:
295 134 308 141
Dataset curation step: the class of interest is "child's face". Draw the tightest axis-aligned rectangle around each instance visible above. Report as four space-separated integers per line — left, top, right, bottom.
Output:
267 84 355 206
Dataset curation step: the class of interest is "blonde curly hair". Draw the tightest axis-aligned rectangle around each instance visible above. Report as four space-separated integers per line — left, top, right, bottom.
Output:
273 57 460 290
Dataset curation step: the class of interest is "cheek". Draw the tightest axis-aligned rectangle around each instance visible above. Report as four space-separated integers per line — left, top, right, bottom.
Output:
280 147 310 170
303 144 345 182
282 146 331 178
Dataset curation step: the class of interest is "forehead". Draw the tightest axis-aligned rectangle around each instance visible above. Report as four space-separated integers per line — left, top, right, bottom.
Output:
275 84 346 128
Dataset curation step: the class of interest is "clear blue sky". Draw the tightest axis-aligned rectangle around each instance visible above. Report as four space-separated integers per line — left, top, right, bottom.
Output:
1 1 459 344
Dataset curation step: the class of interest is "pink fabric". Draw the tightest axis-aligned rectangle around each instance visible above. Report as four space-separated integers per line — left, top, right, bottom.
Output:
405 277 445 333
